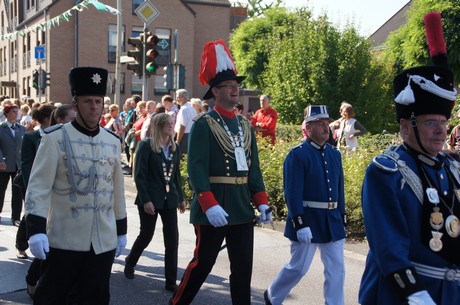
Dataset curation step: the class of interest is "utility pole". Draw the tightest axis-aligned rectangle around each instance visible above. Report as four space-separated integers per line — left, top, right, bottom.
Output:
114 0 122 106
142 25 148 101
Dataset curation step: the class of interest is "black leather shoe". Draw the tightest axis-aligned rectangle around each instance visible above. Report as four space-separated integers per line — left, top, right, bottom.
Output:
16 249 28 259
264 290 272 305
124 257 135 279
165 283 178 292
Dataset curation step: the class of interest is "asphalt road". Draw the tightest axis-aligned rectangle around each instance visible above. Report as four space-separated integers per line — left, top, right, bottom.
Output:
0 175 369 305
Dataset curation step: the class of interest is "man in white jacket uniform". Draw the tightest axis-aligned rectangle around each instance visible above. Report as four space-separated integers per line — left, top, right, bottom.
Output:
25 66 127 305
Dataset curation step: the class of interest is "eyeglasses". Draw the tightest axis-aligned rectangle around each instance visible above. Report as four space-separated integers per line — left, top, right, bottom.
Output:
416 120 448 129
216 84 240 90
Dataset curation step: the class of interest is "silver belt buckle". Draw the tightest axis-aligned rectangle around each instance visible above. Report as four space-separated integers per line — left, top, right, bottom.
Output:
445 269 457 281
328 202 335 209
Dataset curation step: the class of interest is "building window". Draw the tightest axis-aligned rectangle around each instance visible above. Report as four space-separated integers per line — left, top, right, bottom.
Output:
132 0 143 14
108 24 125 63
108 72 125 94
131 75 142 94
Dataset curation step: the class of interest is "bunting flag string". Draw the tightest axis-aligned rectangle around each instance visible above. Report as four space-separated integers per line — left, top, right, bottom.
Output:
0 0 119 40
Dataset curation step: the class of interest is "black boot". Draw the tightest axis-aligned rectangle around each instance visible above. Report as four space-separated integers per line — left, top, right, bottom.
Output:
124 256 135 279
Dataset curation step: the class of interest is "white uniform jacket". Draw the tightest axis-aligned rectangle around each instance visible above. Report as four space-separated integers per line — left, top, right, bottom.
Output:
25 123 127 254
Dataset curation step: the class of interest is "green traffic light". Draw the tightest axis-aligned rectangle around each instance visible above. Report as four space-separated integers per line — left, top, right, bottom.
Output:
146 63 157 73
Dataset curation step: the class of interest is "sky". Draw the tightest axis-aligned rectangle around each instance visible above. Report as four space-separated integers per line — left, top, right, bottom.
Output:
241 0 411 36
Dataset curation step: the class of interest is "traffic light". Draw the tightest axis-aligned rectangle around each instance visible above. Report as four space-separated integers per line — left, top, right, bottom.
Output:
127 35 144 76
163 64 174 91
32 70 39 89
178 65 186 89
40 69 49 89
144 33 159 76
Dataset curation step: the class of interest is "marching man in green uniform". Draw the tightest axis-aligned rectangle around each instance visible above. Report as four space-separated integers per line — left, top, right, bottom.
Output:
170 40 272 305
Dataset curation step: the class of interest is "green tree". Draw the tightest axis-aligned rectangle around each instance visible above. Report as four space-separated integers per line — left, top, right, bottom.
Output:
235 0 283 18
230 7 295 88
230 7 401 133
260 9 380 127
385 0 460 81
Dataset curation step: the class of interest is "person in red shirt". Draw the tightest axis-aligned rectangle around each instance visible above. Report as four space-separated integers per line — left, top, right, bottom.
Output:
251 94 278 144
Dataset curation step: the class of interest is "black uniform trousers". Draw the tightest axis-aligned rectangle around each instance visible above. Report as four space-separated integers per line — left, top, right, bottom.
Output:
126 204 179 286
33 247 115 305
171 221 254 305
0 171 23 221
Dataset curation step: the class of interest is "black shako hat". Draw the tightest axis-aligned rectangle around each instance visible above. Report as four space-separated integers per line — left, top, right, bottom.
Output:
199 40 245 100
69 66 108 97
393 12 457 121
394 65 456 121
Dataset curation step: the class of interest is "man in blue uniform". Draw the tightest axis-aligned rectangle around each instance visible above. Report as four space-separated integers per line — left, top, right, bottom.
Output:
264 105 347 305
359 12 460 305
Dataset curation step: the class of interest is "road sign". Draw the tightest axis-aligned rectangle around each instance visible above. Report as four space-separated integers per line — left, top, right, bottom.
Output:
35 46 45 59
157 39 169 50
120 55 135 63
134 1 159 25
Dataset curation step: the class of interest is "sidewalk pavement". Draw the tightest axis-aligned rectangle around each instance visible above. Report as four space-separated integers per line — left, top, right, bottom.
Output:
0 168 368 305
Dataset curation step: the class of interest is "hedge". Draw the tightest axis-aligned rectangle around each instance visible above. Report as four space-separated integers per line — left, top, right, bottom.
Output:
180 124 398 237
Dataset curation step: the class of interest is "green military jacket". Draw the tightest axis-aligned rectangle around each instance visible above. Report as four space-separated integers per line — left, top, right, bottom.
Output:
134 139 184 209
188 109 266 225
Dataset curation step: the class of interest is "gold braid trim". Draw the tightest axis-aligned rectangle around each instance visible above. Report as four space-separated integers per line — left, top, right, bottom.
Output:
205 114 252 159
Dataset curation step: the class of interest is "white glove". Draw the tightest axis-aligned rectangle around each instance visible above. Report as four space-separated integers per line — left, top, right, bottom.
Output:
29 233 49 260
205 205 228 227
296 227 313 243
115 235 127 258
407 290 436 305
258 205 272 224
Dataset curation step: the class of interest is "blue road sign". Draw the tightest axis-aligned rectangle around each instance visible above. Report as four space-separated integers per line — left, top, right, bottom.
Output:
35 46 45 59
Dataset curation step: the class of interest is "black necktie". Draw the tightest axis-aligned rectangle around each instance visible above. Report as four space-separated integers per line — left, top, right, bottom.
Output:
10 124 16 130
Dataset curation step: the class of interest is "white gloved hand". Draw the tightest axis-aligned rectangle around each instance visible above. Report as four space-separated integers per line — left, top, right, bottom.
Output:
205 205 228 227
258 205 272 224
29 233 49 260
115 235 127 258
407 290 437 305
296 227 313 243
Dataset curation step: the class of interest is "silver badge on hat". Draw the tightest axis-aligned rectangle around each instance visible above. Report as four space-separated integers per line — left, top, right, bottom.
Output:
92 73 102 84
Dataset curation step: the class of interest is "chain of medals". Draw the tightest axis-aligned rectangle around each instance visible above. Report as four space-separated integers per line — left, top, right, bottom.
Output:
215 111 245 148
206 115 252 154
213 112 250 171
162 151 174 193
420 164 460 252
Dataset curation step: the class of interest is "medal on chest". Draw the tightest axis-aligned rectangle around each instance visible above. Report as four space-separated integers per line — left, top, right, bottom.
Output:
163 153 174 193
217 113 248 171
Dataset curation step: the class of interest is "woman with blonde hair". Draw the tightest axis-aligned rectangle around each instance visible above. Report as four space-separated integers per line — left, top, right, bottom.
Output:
124 113 186 292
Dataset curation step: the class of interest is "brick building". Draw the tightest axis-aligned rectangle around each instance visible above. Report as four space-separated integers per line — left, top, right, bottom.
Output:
0 0 247 105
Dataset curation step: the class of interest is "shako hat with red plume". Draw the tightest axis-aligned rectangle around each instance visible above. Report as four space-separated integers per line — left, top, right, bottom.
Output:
393 12 457 121
199 40 245 100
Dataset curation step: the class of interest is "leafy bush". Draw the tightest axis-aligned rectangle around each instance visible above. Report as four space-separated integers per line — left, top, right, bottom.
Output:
181 124 393 238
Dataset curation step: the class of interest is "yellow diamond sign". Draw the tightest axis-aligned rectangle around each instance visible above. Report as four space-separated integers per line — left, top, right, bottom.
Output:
135 1 160 25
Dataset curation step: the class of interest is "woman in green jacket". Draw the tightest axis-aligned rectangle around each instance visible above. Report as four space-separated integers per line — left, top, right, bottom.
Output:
124 113 186 292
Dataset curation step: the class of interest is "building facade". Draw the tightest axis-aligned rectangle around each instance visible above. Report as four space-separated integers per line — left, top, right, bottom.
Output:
0 0 246 105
